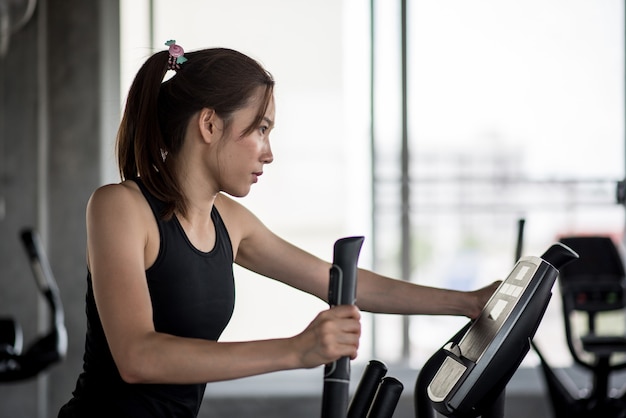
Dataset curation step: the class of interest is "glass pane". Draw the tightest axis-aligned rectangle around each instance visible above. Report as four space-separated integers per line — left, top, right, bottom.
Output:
407 0 625 366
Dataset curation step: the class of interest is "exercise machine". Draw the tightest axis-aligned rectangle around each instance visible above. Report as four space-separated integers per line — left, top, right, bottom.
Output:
414 242 578 417
321 236 580 417
0 228 67 381
321 236 404 418
532 236 626 417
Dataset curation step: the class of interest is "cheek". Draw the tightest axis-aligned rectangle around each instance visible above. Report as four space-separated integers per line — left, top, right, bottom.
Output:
217 136 261 173
237 137 263 157
216 145 247 177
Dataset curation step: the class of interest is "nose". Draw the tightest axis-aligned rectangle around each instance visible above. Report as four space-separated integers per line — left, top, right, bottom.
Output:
262 139 273 164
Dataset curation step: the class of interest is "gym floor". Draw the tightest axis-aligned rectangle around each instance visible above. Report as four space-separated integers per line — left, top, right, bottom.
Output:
197 365 576 417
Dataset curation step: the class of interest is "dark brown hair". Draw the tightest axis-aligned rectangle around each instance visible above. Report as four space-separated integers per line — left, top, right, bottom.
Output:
116 47 275 219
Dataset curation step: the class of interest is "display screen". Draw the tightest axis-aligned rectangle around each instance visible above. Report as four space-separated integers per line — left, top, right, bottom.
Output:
457 259 539 362
488 299 508 321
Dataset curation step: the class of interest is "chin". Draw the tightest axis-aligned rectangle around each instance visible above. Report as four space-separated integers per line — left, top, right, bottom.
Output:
227 187 251 198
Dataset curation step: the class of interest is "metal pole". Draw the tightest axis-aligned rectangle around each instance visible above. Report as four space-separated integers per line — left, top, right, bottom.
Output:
617 2 626 245
400 0 411 360
369 0 378 358
36 0 50 416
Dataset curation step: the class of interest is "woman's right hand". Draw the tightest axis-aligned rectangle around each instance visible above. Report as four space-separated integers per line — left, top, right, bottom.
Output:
293 305 361 369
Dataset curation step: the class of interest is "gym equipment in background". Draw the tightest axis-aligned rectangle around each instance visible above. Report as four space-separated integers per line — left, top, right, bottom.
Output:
414 242 578 418
321 236 404 418
0 228 67 382
533 236 626 418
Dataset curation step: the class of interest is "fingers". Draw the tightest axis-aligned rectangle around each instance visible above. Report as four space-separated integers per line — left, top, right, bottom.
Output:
467 280 502 319
329 304 361 321
326 305 361 359
296 305 361 368
320 306 361 357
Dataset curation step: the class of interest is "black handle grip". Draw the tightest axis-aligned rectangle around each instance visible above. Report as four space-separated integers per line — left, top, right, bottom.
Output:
19 228 66 326
20 228 55 293
515 218 525 261
321 236 365 418
348 360 388 418
540 242 579 270
328 236 365 306
367 377 404 418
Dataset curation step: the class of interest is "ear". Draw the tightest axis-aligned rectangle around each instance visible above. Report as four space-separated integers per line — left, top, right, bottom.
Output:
198 108 220 144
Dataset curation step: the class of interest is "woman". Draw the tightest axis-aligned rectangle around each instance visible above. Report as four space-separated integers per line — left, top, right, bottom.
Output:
58 41 499 417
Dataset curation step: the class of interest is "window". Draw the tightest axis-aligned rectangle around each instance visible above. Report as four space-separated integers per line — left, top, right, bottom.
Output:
373 0 625 366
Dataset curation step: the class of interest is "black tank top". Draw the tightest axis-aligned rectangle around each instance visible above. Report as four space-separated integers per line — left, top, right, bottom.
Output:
62 179 235 417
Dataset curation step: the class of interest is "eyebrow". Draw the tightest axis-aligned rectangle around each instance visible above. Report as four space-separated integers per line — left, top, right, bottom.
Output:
263 116 275 128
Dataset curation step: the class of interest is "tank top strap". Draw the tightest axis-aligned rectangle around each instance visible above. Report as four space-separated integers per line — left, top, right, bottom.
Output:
134 177 167 222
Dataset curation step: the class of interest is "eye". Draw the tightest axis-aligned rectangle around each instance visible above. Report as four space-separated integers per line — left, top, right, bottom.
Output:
259 125 268 135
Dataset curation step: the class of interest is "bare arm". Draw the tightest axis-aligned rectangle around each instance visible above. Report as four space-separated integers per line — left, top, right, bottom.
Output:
87 184 360 385
226 195 499 320
356 269 500 319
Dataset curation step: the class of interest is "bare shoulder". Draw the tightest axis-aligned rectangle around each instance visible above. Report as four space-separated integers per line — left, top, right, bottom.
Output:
86 180 156 268
88 181 144 213
86 180 153 229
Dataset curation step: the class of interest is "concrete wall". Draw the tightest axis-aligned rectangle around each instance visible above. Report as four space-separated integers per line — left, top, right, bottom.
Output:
0 1 118 417
0 2 41 415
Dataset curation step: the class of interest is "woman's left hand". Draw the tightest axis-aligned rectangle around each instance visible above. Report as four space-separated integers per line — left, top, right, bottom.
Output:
466 281 502 319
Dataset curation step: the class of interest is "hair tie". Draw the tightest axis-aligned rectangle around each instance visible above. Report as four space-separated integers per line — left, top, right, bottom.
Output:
165 40 188 71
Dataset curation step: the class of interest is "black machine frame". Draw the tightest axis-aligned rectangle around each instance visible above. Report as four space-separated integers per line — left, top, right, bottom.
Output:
0 228 67 382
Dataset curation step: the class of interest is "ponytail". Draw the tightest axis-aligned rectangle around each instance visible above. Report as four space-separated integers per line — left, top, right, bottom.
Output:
115 51 184 218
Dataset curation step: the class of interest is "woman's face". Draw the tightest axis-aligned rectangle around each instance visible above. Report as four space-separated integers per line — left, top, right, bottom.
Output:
214 91 275 198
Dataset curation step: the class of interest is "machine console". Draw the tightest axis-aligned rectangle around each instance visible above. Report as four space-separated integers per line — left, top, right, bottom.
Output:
427 243 578 417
